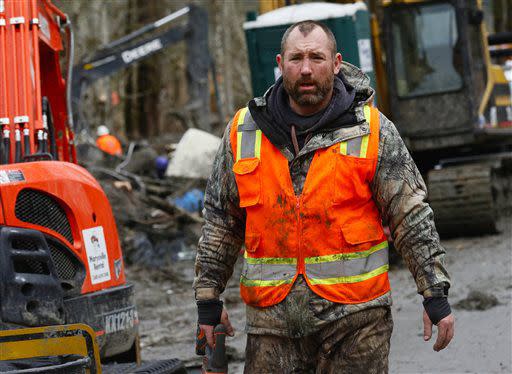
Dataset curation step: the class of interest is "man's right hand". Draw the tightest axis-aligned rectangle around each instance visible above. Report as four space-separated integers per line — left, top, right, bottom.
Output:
199 308 234 347
423 310 454 351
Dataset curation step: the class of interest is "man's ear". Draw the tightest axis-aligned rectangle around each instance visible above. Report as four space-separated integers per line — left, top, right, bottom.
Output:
333 53 342 74
276 54 283 72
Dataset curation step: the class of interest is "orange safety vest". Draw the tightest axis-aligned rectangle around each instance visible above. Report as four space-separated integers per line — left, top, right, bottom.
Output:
230 105 390 307
96 134 122 156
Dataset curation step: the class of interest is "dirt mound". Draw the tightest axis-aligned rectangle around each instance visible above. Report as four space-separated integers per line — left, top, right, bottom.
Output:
455 290 500 311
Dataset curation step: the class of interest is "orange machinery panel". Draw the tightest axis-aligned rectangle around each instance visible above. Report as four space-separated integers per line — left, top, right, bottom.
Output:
0 0 126 293
0 161 127 292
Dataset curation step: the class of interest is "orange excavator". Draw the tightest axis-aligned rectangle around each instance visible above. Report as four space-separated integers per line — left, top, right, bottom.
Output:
0 1 185 372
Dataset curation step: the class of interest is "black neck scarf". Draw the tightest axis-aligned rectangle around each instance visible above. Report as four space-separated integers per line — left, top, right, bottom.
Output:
249 72 358 154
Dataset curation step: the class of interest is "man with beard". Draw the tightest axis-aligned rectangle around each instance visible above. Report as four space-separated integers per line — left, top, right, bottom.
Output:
194 20 454 373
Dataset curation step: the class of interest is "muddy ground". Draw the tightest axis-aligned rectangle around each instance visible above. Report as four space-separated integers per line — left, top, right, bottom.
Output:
127 221 512 374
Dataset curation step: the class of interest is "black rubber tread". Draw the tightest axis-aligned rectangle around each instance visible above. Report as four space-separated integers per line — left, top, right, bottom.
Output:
428 164 490 181
428 163 497 236
103 359 187 374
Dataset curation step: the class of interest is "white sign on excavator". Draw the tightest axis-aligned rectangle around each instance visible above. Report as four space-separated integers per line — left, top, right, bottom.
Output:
83 226 111 284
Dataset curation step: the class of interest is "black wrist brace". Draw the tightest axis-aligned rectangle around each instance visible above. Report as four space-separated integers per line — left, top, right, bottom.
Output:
197 299 223 326
423 297 451 325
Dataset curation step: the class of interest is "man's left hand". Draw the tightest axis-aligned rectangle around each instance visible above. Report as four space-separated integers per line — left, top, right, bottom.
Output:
423 311 454 351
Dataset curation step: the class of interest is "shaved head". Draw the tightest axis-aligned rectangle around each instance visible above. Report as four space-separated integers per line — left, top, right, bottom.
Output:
280 20 337 57
276 21 342 115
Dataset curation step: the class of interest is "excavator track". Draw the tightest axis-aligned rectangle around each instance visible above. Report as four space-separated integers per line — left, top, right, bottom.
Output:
428 157 512 236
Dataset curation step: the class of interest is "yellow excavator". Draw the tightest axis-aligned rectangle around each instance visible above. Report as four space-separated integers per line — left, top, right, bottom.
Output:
255 0 512 236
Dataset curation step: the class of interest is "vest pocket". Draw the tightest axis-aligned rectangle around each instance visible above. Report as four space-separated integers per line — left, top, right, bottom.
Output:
333 153 376 205
233 157 261 207
341 220 384 245
244 231 260 253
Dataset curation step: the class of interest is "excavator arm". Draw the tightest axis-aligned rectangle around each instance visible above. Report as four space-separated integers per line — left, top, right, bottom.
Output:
71 4 212 132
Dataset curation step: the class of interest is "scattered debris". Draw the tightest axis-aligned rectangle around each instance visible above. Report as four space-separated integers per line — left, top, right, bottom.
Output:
166 128 221 179
172 188 205 214
455 290 500 311
122 144 159 177
113 180 133 192
78 139 207 270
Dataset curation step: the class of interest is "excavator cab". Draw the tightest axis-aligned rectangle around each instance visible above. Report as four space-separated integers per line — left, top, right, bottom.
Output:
380 0 512 235
382 0 494 152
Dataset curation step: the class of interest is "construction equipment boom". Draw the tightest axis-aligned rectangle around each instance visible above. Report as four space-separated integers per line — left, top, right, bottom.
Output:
71 4 214 133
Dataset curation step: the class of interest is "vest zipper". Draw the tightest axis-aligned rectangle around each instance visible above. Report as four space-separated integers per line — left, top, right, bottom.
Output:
296 195 303 274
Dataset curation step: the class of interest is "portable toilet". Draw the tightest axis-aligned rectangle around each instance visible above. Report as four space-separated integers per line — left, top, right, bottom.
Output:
243 2 375 97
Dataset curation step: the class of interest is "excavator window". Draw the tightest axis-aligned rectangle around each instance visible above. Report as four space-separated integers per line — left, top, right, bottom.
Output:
390 3 463 98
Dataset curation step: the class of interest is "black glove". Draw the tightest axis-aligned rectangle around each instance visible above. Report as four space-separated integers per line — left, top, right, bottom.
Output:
423 297 451 325
197 299 223 326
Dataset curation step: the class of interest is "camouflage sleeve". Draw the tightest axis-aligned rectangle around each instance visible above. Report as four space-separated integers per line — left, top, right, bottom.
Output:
371 112 451 297
193 122 246 300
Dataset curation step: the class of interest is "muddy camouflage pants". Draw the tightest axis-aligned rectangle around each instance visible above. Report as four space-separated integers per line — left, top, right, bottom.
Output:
244 307 393 374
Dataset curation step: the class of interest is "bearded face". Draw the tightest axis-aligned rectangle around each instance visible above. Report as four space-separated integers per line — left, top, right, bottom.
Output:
277 27 341 115
282 72 334 107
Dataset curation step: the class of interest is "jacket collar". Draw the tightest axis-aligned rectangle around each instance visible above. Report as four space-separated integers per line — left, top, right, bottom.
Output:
252 62 375 160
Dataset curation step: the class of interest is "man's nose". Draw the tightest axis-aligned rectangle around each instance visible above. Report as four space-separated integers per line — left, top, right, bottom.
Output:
301 59 312 75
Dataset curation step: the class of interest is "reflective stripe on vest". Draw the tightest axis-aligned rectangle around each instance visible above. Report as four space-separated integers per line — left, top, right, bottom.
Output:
240 254 297 287
339 105 371 157
236 107 262 161
305 241 388 285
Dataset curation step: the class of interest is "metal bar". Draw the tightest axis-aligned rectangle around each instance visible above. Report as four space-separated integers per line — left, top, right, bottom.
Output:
477 0 495 117
14 127 21 162
102 6 189 51
0 3 8 159
42 130 47 153
2 128 9 164
30 0 43 131
42 97 57 160
64 20 75 132
490 48 512 59
23 126 30 156
0 2 8 123
488 32 512 46
19 1 33 157
36 128 43 152
44 0 67 23
14 1 29 138
7 0 19 162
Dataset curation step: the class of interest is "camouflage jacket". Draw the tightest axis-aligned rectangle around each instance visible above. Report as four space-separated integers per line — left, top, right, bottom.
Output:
193 62 450 337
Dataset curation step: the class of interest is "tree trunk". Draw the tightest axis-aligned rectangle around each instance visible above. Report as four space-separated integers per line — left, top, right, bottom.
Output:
124 0 138 138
